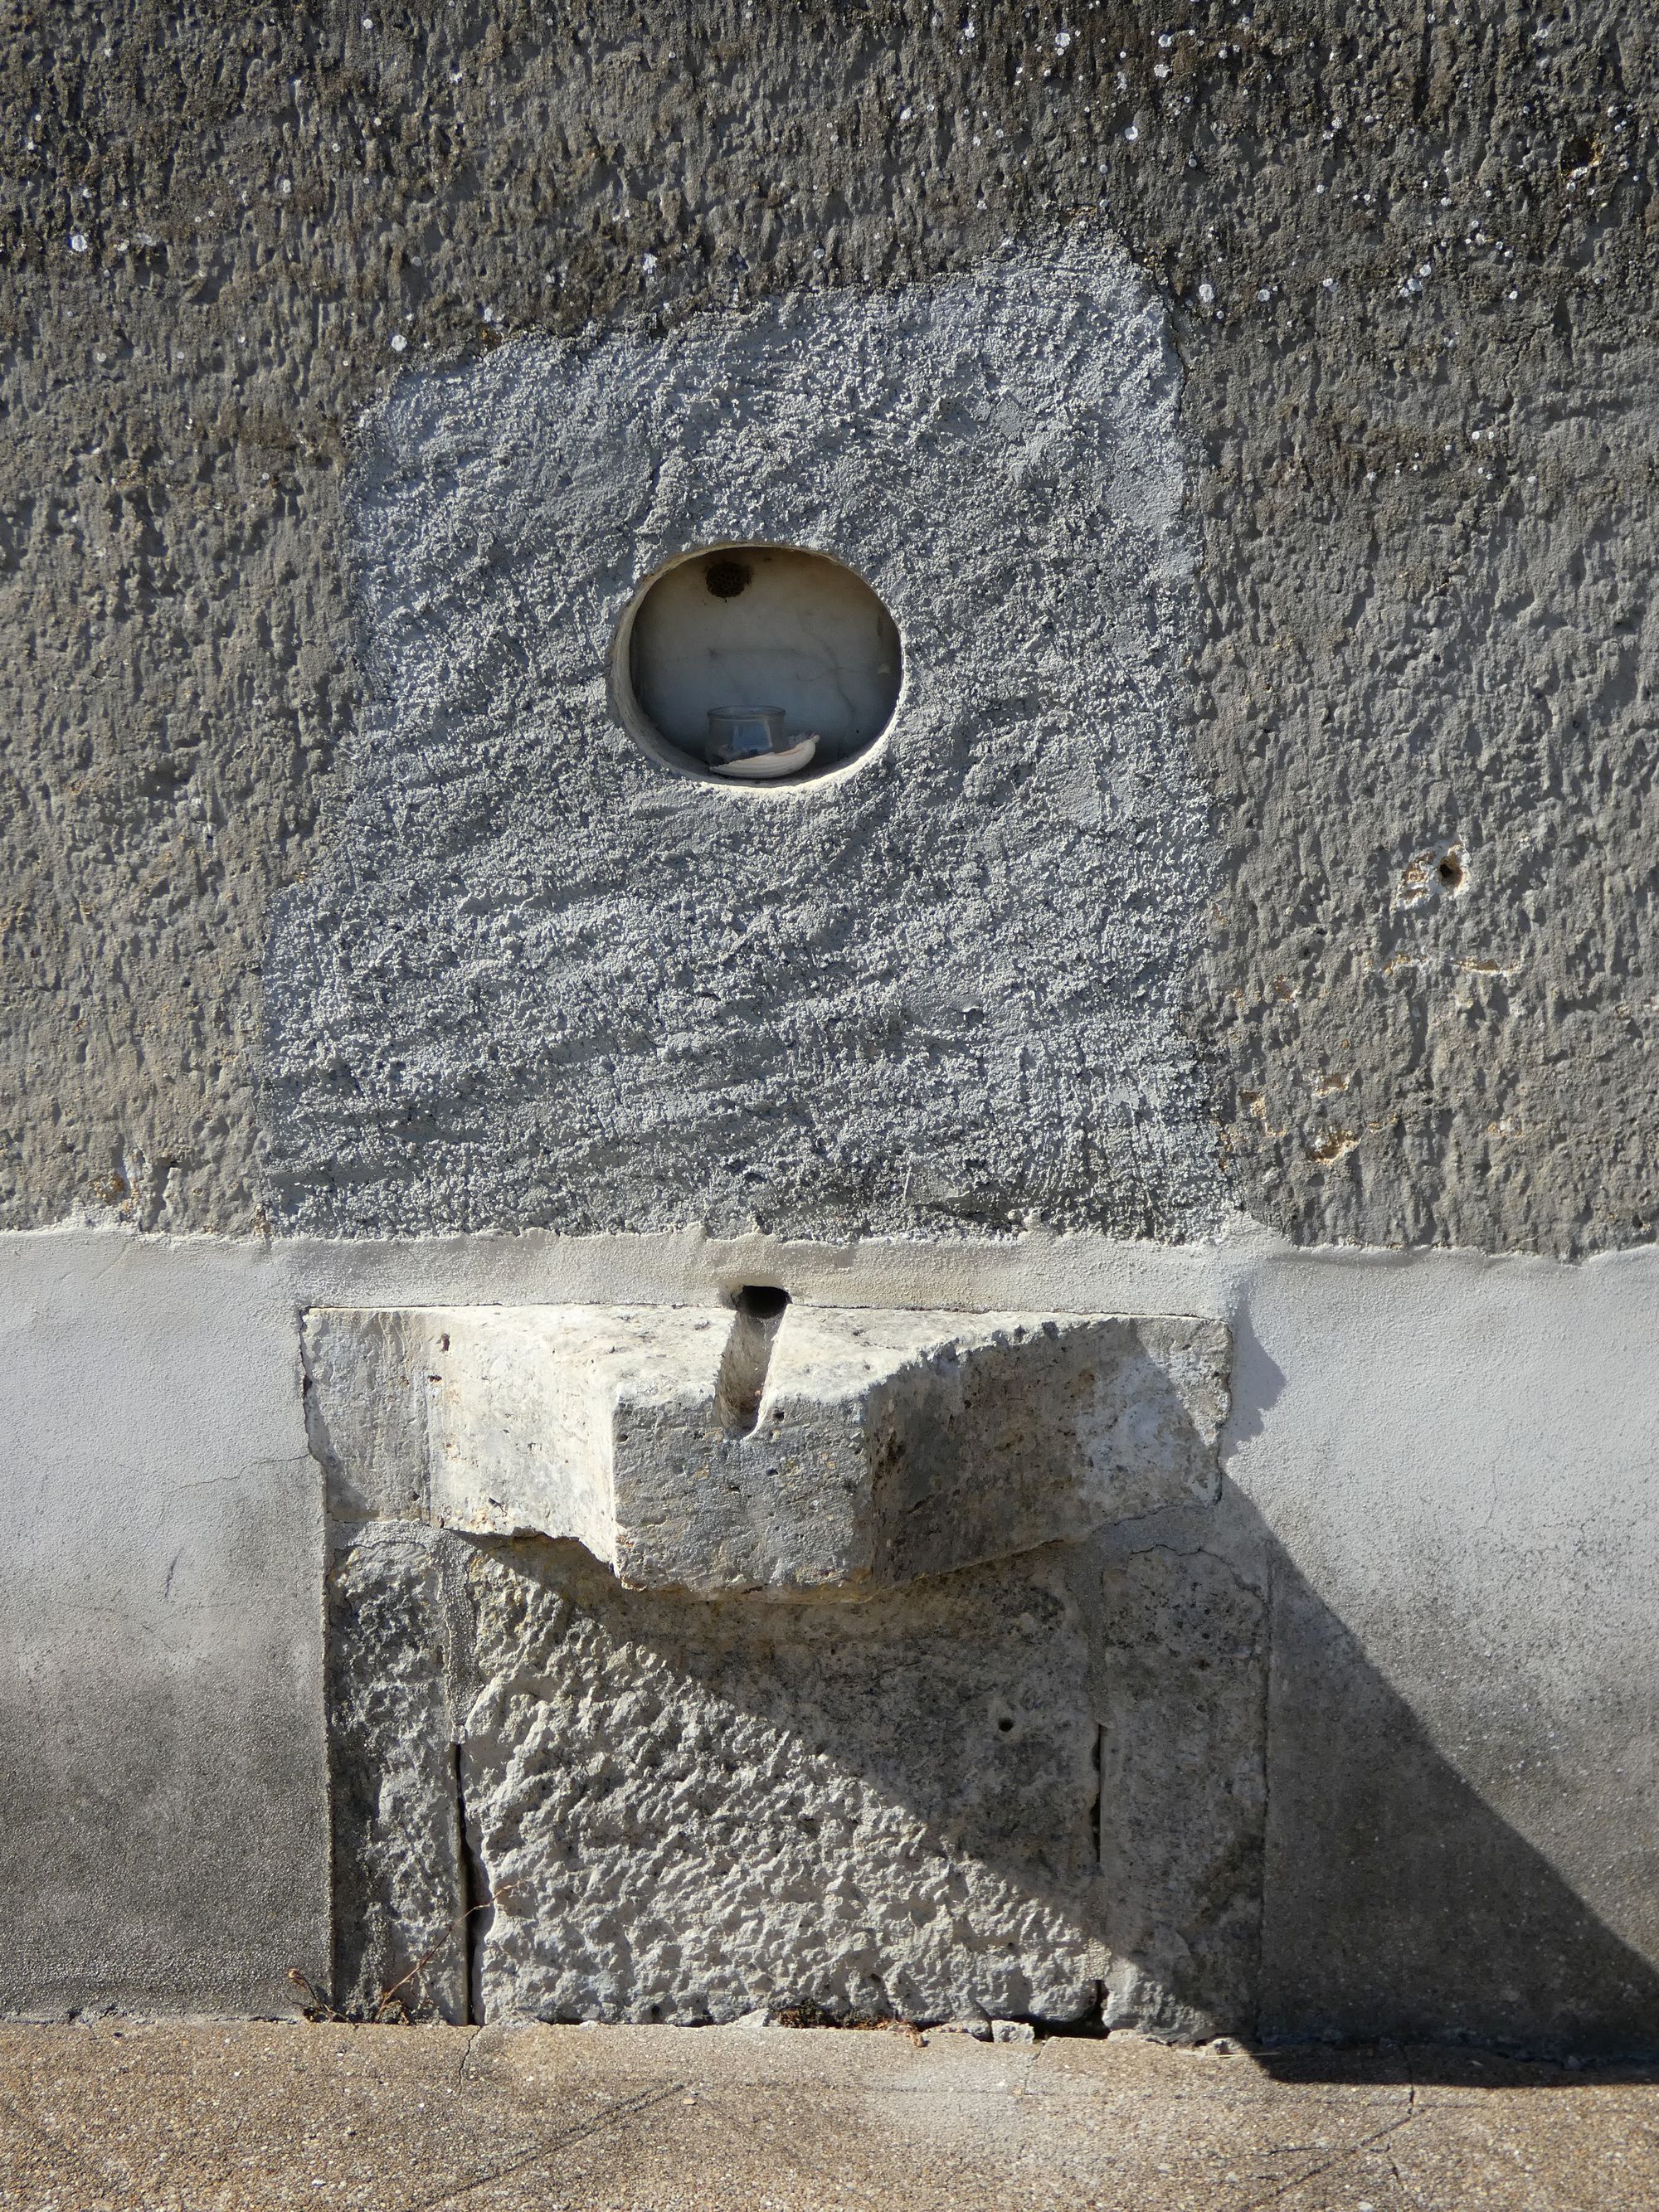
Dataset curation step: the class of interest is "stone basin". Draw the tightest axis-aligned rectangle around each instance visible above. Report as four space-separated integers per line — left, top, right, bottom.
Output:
302 1301 1230 1598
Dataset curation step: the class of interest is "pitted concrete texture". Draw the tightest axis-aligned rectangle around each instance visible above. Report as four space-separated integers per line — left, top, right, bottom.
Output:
2 2020 1657 2212
304 1301 1229 1594
262 255 1224 1242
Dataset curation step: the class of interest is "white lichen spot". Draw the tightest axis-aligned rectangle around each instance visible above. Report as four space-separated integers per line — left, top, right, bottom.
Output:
1124 123 1139 141
1054 28 1073 51
69 231 88 253
389 332 407 353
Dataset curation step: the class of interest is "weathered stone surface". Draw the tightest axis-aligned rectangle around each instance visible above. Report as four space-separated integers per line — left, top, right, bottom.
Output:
747 1307 1229 1588
304 1307 433 1523
304 1302 1229 1595
308 1296 1266 2033
460 1538 1103 2027
319 1509 1279 2035
326 1521 468 2023
1094 1502 1270 2042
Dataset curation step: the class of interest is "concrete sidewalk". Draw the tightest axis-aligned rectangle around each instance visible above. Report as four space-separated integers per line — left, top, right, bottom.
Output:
1 2020 1655 2211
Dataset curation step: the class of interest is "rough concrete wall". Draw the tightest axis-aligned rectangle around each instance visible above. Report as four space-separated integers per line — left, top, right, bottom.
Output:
4 3 1656 1250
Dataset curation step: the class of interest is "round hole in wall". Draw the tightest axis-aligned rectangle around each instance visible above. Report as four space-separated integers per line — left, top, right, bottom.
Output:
612 544 902 788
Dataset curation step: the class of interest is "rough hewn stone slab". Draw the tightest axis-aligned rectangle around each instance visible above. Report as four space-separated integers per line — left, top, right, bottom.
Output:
304 1303 1229 1596
325 1521 469 2022
460 1538 1103 2026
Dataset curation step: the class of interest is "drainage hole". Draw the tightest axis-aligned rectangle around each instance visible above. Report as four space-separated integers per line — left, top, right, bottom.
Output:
705 557 752 600
733 1284 791 1320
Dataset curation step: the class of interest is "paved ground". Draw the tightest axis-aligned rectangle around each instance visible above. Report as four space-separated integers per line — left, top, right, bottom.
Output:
0 2020 1655 2211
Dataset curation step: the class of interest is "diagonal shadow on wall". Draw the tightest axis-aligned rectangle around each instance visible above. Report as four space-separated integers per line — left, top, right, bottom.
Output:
322 1338 1659 2061
1248 1499 1659 2074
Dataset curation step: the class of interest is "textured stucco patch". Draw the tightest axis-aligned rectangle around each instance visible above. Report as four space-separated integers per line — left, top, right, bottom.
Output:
260 255 1226 1242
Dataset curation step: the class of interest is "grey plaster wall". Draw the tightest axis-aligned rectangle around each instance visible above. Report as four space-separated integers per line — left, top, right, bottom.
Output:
4 0 1659 2057
1235 1251 1659 2054
0 1232 328 2019
2 4 1656 1251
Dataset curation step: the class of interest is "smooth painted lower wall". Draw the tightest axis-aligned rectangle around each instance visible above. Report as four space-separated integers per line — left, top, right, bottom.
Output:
2 1223 1655 2047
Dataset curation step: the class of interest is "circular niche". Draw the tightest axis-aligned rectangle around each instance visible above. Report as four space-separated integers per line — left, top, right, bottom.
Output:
614 545 902 787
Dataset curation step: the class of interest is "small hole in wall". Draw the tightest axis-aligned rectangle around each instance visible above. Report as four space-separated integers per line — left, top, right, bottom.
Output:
732 1284 791 1320
612 544 902 789
704 557 752 600
1438 853 1464 890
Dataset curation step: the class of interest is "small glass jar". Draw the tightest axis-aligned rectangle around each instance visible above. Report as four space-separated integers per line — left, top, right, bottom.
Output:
706 707 788 766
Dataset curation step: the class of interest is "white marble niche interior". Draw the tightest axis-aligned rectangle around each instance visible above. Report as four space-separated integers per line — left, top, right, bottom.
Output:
621 545 902 781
